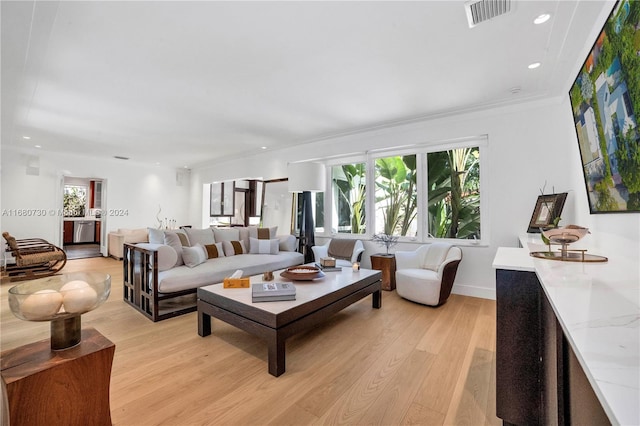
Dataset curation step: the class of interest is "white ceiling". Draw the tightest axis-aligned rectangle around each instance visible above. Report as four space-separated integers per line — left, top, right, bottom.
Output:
1 1 612 169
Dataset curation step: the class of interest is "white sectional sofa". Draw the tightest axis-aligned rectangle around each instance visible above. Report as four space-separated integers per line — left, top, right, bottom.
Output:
123 226 303 321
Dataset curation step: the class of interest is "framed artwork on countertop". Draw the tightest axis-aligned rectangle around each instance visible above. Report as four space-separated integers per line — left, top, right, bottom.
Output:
527 192 568 233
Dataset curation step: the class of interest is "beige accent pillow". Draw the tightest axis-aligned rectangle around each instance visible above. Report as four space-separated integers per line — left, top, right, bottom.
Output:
248 226 278 240
222 240 246 256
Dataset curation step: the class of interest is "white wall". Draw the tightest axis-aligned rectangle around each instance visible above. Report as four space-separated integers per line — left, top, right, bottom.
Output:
1 149 191 251
189 97 639 299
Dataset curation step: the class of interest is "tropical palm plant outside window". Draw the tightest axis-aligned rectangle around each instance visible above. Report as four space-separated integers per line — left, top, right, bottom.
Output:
374 155 417 236
331 163 366 234
324 139 482 242
427 147 481 239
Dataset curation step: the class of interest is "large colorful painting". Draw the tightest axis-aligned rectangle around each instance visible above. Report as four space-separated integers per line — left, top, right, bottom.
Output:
569 0 640 213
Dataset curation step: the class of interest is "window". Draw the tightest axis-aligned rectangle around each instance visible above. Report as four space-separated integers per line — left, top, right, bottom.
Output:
374 155 417 236
63 185 87 217
331 163 366 234
322 137 484 244
427 147 481 240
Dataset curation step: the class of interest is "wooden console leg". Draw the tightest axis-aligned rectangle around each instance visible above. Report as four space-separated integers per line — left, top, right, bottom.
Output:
1 328 115 426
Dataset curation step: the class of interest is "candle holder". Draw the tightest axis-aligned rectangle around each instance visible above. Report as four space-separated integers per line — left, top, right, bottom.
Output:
8 272 111 350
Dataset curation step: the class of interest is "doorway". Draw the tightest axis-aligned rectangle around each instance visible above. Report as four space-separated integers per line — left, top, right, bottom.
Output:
61 177 107 259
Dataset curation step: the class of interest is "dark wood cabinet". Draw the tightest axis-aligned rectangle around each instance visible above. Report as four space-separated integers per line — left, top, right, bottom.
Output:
495 269 542 425
95 220 101 244
495 269 610 426
63 221 74 244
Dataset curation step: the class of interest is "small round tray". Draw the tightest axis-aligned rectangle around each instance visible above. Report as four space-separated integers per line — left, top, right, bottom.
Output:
279 266 325 281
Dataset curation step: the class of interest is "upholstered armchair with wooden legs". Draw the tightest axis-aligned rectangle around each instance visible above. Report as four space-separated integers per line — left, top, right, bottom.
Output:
311 239 365 267
394 242 462 306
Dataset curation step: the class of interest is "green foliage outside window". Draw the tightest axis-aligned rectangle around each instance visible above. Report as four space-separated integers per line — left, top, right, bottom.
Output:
64 185 86 217
428 147 481 239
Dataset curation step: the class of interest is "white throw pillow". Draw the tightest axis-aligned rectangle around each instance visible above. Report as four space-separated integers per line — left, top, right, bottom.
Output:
185 228 215 246
249 237 279 255
136 243 178 272
182 244 207 268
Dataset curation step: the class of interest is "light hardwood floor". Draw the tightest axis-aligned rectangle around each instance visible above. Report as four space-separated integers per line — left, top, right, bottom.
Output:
1 257 500 426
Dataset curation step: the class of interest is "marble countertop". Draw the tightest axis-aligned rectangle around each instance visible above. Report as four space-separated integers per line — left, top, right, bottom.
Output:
493 237 639 425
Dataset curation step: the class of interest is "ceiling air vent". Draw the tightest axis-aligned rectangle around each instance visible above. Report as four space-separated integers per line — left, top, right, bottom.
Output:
465 0 513 28
114 155 129 160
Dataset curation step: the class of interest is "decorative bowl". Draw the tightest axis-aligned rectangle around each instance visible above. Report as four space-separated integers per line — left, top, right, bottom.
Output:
8 272 111 350
279 265 325 281
8 272 111 322
542 225 589 245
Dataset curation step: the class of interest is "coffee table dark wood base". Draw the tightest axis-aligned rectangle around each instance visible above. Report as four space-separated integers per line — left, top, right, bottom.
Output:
198 273 381 377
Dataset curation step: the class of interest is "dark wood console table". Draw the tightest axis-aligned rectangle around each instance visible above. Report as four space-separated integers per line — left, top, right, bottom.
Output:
1 328 115 426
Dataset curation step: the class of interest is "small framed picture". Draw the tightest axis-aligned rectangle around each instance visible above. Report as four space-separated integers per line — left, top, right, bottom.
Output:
527 193 568 233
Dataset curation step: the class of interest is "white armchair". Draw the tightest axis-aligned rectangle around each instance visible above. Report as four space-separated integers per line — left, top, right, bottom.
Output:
395 243 462 306
312 239 365 267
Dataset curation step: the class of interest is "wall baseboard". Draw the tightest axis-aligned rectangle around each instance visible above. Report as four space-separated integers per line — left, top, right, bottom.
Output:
452 283 496 300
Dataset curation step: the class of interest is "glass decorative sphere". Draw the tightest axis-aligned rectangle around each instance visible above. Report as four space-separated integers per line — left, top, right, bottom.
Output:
8 272 111 322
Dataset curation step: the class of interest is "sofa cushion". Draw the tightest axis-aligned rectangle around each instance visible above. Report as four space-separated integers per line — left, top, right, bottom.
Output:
136 243 178 272
164 231 185 266
213 228 240 242
204 242 225 259
182 244 208 268
185 228 215 246
278 235 296 252
148 228 165 244
249 237 279 255
223 240 246 256
157 251 304 293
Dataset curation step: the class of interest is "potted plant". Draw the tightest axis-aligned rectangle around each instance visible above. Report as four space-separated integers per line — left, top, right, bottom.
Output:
372 233 399 255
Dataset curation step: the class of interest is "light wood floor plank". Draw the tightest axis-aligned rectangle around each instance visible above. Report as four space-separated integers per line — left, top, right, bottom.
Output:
1 257 500 425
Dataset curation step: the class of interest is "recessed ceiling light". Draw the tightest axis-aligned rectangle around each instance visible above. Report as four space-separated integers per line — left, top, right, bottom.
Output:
528 62 541 69
261 146 267 150
22 136 31 140
34 145 41 148
534 13 550 25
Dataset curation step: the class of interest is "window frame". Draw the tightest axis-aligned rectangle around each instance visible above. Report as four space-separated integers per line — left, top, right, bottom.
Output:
317 135 488 247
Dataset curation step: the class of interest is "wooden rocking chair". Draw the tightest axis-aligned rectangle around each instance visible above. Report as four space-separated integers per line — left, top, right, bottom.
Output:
2 232 67 283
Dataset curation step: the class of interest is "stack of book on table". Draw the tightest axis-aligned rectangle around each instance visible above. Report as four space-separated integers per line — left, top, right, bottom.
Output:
251 282 296 302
